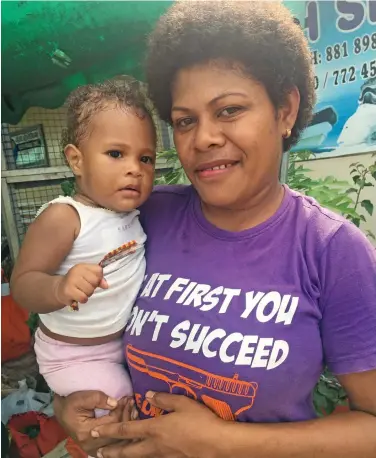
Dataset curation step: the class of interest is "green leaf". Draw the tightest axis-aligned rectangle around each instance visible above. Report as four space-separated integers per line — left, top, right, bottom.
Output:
298 167 312 173
313 392 329 416
364 182 374 187
336 203 352 213
359 214 367 222
317 382 336 398
345 208 362 219
352 218 361 227
361 200 374 216
366 230 376 241
61 179 75 197
26 312 39 335
346 188 358 194
352 175 361 184
313 370 347 417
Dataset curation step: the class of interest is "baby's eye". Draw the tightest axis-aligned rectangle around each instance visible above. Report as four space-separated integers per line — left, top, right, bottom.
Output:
141 156 154 164
108 150 122 159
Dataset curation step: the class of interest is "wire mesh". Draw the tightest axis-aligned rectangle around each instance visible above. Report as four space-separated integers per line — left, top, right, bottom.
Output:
1 218 12 280
2 86 174 249
9 180 66 243
3 108 172 171
3 107 67 170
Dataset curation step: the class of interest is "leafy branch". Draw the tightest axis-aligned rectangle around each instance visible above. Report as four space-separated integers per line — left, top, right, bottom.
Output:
155 148 189 185
346 157 376 239
313 368 348 416
288 152 376 240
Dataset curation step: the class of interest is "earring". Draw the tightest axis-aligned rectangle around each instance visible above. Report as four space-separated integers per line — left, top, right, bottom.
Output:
283 128 291 139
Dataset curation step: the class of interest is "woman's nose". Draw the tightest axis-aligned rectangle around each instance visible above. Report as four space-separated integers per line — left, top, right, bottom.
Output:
193 118 226 152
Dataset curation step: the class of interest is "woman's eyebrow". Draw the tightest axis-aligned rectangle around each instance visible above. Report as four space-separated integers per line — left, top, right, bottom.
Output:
172 92 248 113
209 92 248 105
171 106 191 113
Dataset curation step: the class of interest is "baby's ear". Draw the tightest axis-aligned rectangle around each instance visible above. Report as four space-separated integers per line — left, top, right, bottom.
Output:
64 144 83 176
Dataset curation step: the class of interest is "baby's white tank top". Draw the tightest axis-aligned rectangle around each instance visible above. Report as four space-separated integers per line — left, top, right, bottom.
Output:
37 196 146 338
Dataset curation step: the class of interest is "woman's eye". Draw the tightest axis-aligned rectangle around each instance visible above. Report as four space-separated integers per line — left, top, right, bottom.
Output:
175 117 194 129
108 150 122 159
141 156 154 164
220 106 242 117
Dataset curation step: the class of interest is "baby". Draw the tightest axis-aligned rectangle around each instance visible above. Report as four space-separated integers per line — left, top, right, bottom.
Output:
11 80 156 413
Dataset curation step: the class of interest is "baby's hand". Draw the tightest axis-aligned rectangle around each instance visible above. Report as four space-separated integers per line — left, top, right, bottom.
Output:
55 263 108 306
122 397 139 422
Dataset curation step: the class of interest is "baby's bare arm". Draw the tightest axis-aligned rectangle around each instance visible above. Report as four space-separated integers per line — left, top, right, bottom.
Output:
11 204 80 313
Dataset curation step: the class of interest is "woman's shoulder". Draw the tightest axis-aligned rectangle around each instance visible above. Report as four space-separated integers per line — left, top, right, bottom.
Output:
286 186 374 256
291 188 376 375
286 187 376 376
139 185 194 227
144 184 193 208
150 184 193 199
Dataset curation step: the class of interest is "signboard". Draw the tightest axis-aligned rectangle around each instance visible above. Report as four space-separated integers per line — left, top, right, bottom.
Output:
10 124 49 168
290 0 376 158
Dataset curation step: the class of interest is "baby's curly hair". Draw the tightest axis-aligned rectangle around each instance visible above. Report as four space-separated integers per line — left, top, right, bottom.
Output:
146 1 315 151
61 79 156 150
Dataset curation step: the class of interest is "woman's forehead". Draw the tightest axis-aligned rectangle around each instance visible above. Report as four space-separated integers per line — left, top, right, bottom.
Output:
171 63 262 108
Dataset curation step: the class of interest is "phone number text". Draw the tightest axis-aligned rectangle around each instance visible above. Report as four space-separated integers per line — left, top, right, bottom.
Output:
314 60 376 90
311 32 376 66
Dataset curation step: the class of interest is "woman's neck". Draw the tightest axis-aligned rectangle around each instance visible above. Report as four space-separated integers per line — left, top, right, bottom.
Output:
201 182 285 232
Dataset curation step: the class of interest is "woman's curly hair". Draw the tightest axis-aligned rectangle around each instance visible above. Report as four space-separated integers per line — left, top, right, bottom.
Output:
61 78 155 150
146 1 315 151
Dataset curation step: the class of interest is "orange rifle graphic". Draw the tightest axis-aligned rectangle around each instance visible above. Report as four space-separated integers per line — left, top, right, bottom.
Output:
126 344 258 421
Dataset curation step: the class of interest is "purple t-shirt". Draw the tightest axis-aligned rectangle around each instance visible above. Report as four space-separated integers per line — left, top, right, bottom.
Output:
124 185 376 422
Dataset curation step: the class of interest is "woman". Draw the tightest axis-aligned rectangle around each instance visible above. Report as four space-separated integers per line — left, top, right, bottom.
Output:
55 2 376 457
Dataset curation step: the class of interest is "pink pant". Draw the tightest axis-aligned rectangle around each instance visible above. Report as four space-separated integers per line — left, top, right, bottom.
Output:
34 328 133 403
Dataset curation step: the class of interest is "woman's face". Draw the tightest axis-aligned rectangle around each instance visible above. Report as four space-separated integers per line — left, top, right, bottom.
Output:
171 63 299 209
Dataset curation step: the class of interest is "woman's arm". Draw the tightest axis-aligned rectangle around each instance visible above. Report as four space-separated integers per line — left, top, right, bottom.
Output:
11 204 79 313
92 370 376 458
215 370 376 458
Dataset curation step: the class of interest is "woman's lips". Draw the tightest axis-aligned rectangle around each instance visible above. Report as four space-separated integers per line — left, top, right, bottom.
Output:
196 161 239 179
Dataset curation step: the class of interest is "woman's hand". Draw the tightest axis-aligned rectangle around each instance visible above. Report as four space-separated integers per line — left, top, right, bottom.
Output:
91 392 227 458
54 391 134 455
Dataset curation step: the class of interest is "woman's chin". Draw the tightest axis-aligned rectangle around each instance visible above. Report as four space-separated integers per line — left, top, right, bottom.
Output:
199 189 245 211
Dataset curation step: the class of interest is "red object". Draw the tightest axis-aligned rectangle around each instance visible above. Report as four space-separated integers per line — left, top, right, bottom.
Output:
1 288 31 362
65 437 88 458
333 403 350 414
8 412 67 458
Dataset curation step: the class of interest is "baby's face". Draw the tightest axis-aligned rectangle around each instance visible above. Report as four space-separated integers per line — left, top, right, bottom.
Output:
76 107 156 212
